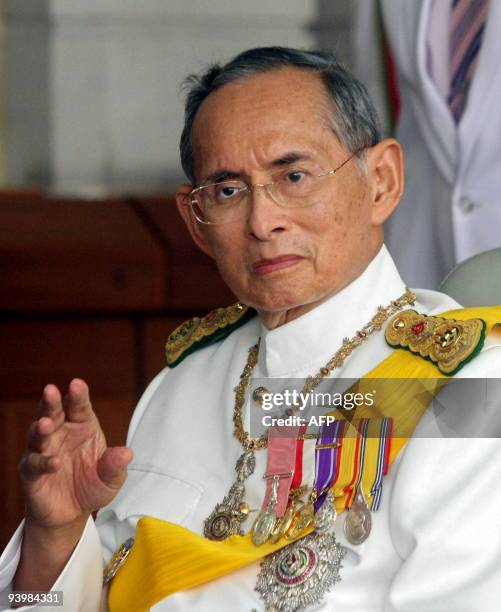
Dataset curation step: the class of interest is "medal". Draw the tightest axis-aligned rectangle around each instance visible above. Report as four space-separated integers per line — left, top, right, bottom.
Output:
269 500 297 544
342 417 392 545
255 532 345 612
269 425 308 544
284 419 345 540
342 419 372 545
252 425 299 546
269 430 308 545
256 420 349 609
284 501 315 540
314 491 337 533
344 485 372 545
269 487 307 544
103 537 134 585
311 422 344 534
252 475 281 546
204 451 255 540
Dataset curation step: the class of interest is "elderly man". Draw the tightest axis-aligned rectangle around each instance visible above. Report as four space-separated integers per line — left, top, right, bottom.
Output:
1 47 501 612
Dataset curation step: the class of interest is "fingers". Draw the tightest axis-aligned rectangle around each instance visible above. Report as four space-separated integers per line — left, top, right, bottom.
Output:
25 378 94 464
97 447 134 490
36 379 93 425
29 384 68 454
64 378 94 423
38 384 65 427
26 418 55 454
19 452 60 482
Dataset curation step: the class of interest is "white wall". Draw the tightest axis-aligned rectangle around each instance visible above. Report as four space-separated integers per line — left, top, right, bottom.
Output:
5 0 317 195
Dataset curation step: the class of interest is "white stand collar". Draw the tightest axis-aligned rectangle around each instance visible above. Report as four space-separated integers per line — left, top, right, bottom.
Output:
257 245 407 377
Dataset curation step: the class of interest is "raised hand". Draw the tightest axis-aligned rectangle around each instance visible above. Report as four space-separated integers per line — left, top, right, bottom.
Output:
19 378 133 529
13 378 133 594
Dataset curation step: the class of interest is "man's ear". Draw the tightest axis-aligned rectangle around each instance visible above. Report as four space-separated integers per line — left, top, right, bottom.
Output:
366 138 404 226
175 184 215 259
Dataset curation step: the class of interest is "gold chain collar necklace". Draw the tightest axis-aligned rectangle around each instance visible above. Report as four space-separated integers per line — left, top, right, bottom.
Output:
204 288 416 541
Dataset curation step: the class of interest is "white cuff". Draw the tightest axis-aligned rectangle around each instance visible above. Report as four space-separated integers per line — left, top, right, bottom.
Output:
0 516 104 612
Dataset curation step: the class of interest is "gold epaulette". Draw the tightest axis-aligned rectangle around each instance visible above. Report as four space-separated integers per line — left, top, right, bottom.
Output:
165 302 256 368
385 309 486 375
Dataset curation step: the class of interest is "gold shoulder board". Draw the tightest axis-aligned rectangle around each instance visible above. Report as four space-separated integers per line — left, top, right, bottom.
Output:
385 309 486 375
166 302 256 368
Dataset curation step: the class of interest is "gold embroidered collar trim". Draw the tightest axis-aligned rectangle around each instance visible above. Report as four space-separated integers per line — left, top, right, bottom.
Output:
166 302 255 368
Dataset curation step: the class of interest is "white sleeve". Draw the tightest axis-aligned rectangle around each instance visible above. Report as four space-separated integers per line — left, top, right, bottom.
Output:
0 366 170 612
0 517 103 612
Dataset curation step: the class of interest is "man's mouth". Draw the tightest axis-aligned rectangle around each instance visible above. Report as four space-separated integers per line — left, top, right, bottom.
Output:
252 254 304 275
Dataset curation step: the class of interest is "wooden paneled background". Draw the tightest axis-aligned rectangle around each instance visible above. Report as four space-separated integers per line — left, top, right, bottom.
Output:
0 191 235 550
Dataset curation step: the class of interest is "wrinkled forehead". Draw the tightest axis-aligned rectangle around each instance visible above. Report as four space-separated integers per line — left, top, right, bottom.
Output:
190 68 341 179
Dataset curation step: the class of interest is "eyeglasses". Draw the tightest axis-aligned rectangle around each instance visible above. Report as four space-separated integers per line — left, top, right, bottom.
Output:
187 152 358 225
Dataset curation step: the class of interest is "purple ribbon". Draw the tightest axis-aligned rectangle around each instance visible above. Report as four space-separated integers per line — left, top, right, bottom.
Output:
313 419 345 511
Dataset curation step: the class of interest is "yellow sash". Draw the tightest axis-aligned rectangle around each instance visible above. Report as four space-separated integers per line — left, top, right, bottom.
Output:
109 306 501 611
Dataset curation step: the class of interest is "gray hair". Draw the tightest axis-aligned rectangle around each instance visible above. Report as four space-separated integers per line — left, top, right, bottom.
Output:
180 46 381 184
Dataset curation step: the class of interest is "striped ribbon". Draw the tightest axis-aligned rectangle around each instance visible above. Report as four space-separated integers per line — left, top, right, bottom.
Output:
369 417 392 510
344 418 370 508
448 0 490 122
312 417 392 513
338 417 392 512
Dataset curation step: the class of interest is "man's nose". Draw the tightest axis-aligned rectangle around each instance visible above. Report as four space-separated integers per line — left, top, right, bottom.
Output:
245 185 289 241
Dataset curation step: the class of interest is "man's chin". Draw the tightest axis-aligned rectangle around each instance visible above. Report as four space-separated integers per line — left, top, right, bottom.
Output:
245 293 311 314
242 285 340 318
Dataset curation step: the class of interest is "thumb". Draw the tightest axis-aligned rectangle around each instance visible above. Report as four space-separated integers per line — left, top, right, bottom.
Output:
97 446 133 490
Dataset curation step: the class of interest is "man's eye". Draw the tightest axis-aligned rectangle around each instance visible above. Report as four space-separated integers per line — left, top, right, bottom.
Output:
286 171 306 183
216 185 241 200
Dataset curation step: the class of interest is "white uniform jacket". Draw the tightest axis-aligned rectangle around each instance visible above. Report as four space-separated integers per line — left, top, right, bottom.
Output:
1 245 501 611
355 0 501 289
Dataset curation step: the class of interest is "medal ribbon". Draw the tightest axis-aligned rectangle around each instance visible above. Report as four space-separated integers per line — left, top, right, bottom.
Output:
313 419 346 511
369 416 392 510
346 418 370 507
291 423 308 489
261 425 300 517
340 417 392 510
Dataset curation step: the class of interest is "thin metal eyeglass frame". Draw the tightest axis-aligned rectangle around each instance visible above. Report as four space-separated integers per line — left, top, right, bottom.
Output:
187 151 358 225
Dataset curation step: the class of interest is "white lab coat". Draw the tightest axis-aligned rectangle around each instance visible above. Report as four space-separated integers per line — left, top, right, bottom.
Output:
1 245 501 611
355 0 501 289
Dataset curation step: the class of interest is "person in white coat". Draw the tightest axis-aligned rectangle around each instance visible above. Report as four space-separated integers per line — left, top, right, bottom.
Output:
354 0 501 289
1 46 501 612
